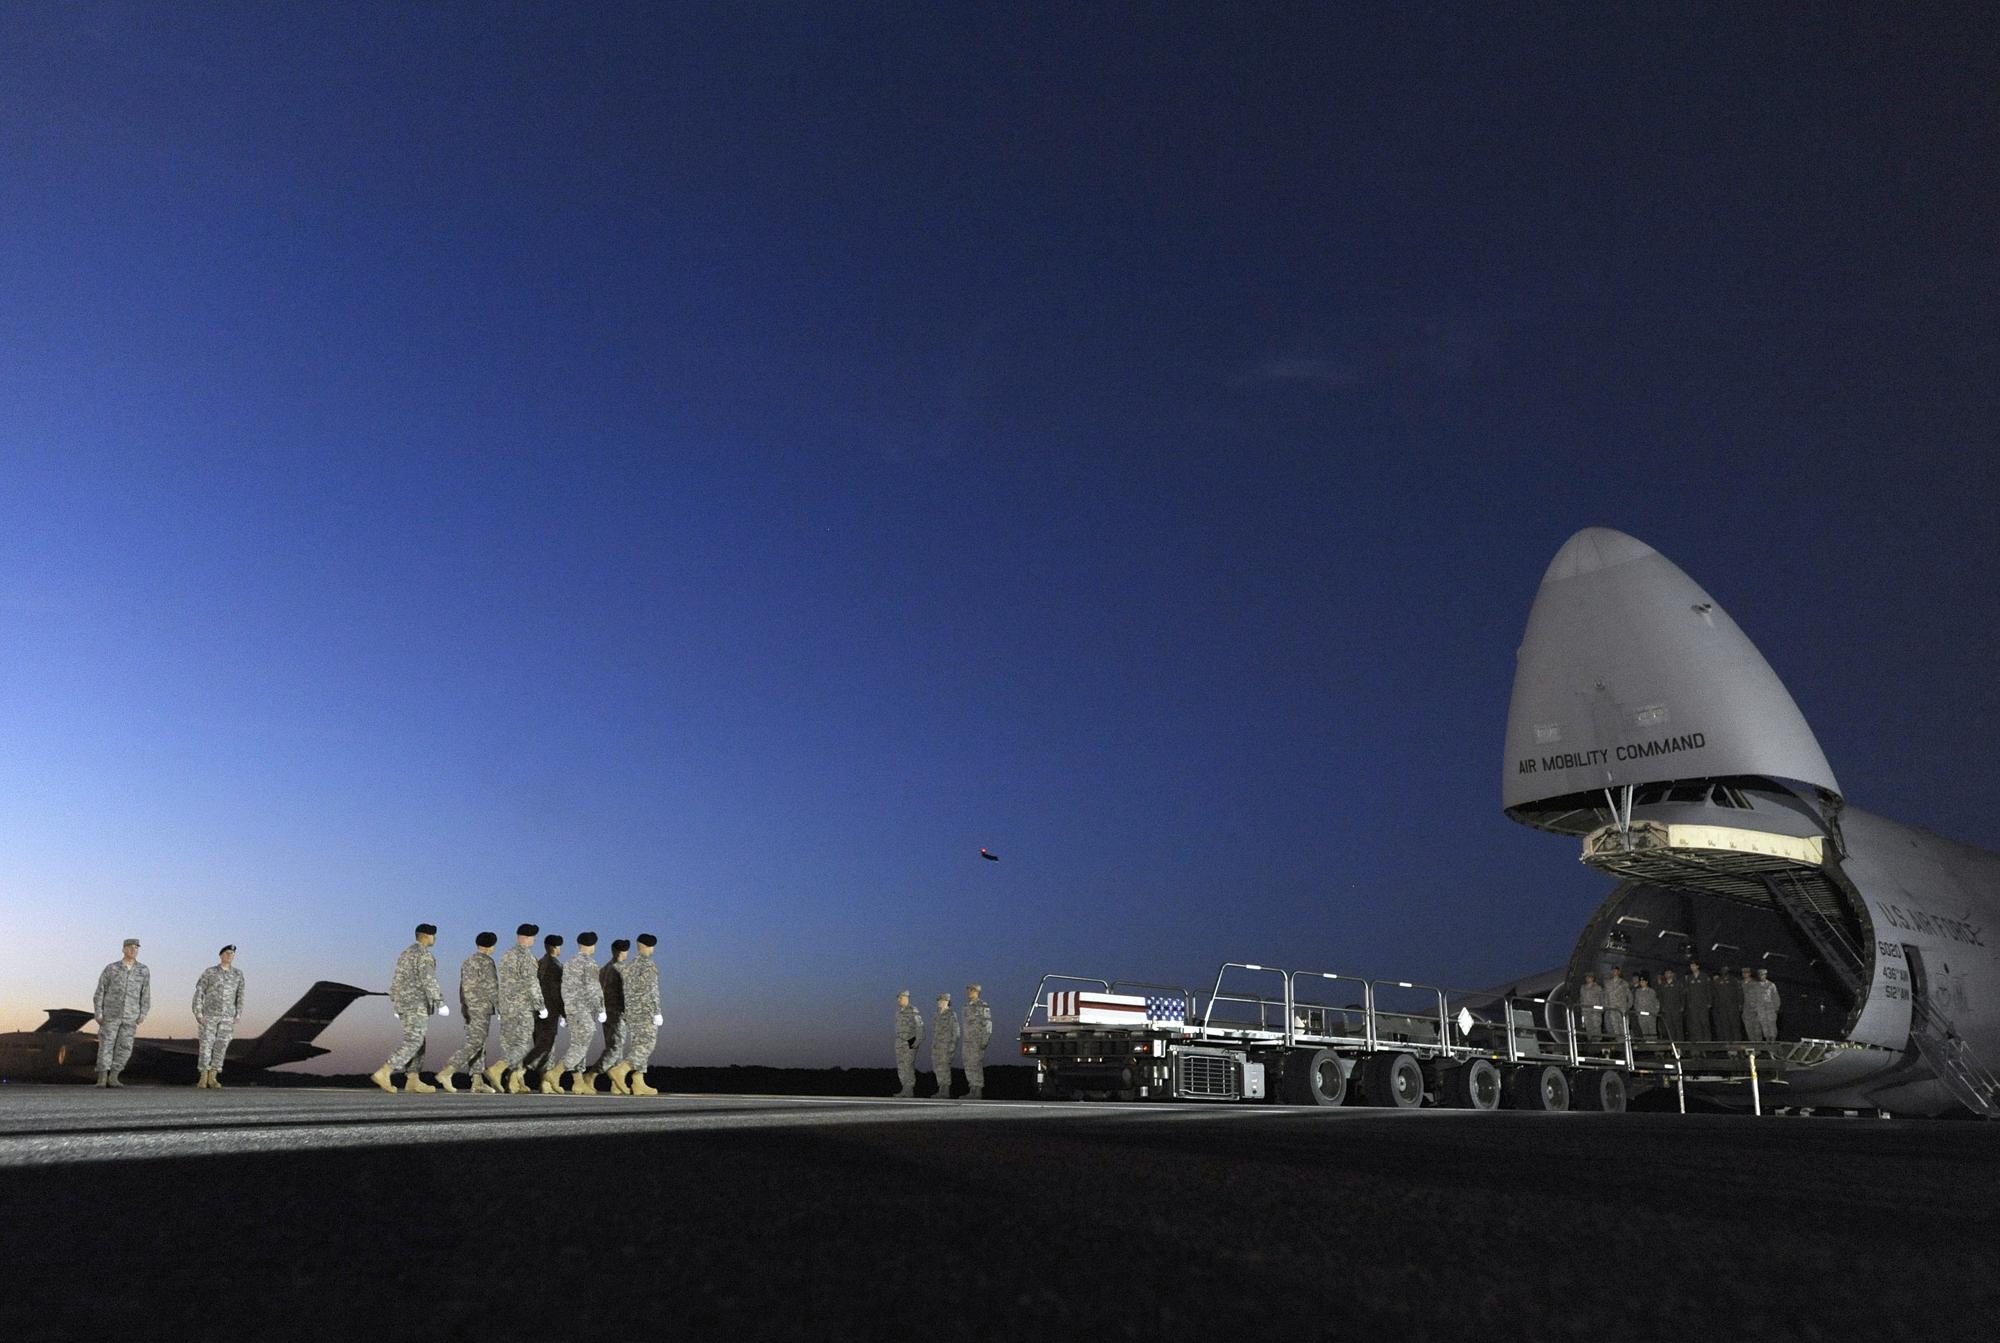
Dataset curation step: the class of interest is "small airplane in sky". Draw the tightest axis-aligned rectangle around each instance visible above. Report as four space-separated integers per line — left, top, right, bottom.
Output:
980 848 1000 862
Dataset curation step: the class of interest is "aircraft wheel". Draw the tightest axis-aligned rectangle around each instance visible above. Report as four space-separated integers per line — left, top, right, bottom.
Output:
1282 1048 1346 1106
1441 1058 1503 1110
1570 1068 1628 1113
1505 1064 1570 1112
1364 1051 1425 1108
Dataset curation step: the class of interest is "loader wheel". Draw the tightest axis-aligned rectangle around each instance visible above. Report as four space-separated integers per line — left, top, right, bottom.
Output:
1364 1052 1425 1108
1441 1058 1503 1110
1282 1048 1346 1106
1506 1064 1570 1112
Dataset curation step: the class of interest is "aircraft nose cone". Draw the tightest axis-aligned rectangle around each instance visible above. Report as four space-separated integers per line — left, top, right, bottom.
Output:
1542 527 1657 583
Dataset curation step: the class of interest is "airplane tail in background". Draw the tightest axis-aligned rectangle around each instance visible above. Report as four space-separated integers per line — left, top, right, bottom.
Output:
240 981 378 1067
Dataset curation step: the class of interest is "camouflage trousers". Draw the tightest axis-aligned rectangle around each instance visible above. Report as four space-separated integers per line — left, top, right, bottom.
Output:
932 1046 954 1097
559 1020 603 1072
387 1012 429 1070
962 1039 988 1093
499 1010 538 1068
197 1018 238 1071
895 1045 917 1094
593 1016 628 1073
97 1019 137 1072
620 1018 659 1069
443 1011 495 1074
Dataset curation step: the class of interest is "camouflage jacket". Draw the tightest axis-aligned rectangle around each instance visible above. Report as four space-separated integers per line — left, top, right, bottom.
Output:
1604 977 1633 1013
192 965 246 1021
622 955 661 1017
561 951 605 1021
538 952 565 1017
1632 985 1661 1018
390 942 443 1015
963 1000 993 1047
895 1003 923 1050
498 945 546 1015
459 953 499 1016
931 1007 960 1055
1577 982 1606 1010
600 960 626 1019
94 961 151 1024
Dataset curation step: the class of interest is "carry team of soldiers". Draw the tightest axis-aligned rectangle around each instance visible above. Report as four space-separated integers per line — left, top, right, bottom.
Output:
891 983 994 1099
368 923 667 1096
1574 959 1783 1046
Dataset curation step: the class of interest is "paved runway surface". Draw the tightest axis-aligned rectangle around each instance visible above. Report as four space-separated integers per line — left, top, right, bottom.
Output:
1 1086 1993 1341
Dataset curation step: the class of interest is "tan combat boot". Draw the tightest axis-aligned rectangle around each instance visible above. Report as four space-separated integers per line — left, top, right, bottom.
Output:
629 1068 659 1097
481 1061 508 1092
506 1068 531 1094
403 1071 437 1094
539 1068 564 1094
470 1073 498 1094
369 1065 398 1093
107 1071 125 1087
434 1068 458 1092
605 1062 632 1095
210 1070 224 1090
95 1072 110 1088
193 1071 209 1089
568 1070 596 1095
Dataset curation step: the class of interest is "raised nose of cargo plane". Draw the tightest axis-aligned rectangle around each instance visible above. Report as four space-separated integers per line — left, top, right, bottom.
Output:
1502 527 1840 826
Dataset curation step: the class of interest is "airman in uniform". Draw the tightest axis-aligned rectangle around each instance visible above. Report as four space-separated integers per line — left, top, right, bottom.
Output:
439 932 501 1093
1743 966 1781 1042
485 924 549 1094
961 983 993 1100
1576 972 1605 1044
191 945 246 1088
523 933 565 1076
1631 973 1660 1042
1656 967 1685 1045
93 938 151 1088
1603 966 1633 1044
608 932 662 1097
893 990 922 1098
594 939 631 1091
1683 962 1713 1041
548 932 608 1095
372 923 445 1093
1713 965 1744 1043
931 993 960 1099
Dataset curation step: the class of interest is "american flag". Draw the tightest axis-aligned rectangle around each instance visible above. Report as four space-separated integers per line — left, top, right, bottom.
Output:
1145 994 1186 1025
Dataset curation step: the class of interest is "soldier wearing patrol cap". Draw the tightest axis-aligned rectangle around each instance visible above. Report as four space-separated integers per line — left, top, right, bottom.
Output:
930 992 960 1099
191 945 246 1088
961 984 993 1100
93 938 151 1088
892 990 922 1098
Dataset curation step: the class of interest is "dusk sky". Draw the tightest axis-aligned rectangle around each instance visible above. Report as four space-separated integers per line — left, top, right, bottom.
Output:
2 4 1995 1071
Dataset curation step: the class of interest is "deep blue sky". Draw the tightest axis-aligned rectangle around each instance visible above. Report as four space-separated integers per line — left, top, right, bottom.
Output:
2 4 1994 1069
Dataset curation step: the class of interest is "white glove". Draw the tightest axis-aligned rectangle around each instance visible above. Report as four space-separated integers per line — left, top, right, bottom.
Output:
437 1005 450 1017
596 1011 607 1023
537 1008 548 1019
652 1013 663 1026
559 1017 567 1027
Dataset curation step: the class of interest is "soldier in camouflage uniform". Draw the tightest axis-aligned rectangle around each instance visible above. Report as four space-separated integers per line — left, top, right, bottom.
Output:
439 932 501 1093
372 923 445 1093
548 932 608 1094
931 992 960 1099
892 990 922 1098
594 939 631 1092
523 932 565 1075
93 938 152 1087
488 923 550 1094
1603 966 1633 1045
960 983 993 1100
1576 972 1605 1044
608 932 662 1097
191 945 247 1089
1631 973 1660 1042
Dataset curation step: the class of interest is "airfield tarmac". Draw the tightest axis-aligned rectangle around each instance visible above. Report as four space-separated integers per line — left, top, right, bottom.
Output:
0 1086 1992 1341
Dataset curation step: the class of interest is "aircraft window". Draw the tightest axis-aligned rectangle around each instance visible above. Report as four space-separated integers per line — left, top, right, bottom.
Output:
1668 784 1709 803
1635 784 1669 805
1711 785 1749 808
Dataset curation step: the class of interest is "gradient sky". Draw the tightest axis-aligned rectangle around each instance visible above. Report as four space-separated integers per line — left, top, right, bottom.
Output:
2 4 1995 1071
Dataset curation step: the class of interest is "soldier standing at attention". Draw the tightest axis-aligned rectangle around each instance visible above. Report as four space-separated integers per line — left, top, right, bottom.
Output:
608 933 663 1096
961 984 993 1100
1713 965 1744 1043
489 924 549 1094
523 932 565 1077
1757 968 1783 1040
1603 966 1633 1044
93 938 151 1088
191 945 246 1089
892 990 923 1098
1656 968 1685 1045
1683 962 1713 1042
931 992 961 1099
548 932 608 1094
1631 973 1660 1043
372 923 445 1093
595 940 631 1092
1739 967 1768 1041
440 932 501 1093
1576 972 1605 1044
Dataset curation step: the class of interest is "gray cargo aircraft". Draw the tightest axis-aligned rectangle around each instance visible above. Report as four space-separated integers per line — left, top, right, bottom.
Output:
0 981 376 1082
1505 528 1998 1116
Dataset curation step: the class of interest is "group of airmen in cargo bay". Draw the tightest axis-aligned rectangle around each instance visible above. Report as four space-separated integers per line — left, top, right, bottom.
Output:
375 923 665 1096
1575 961 1783 1046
